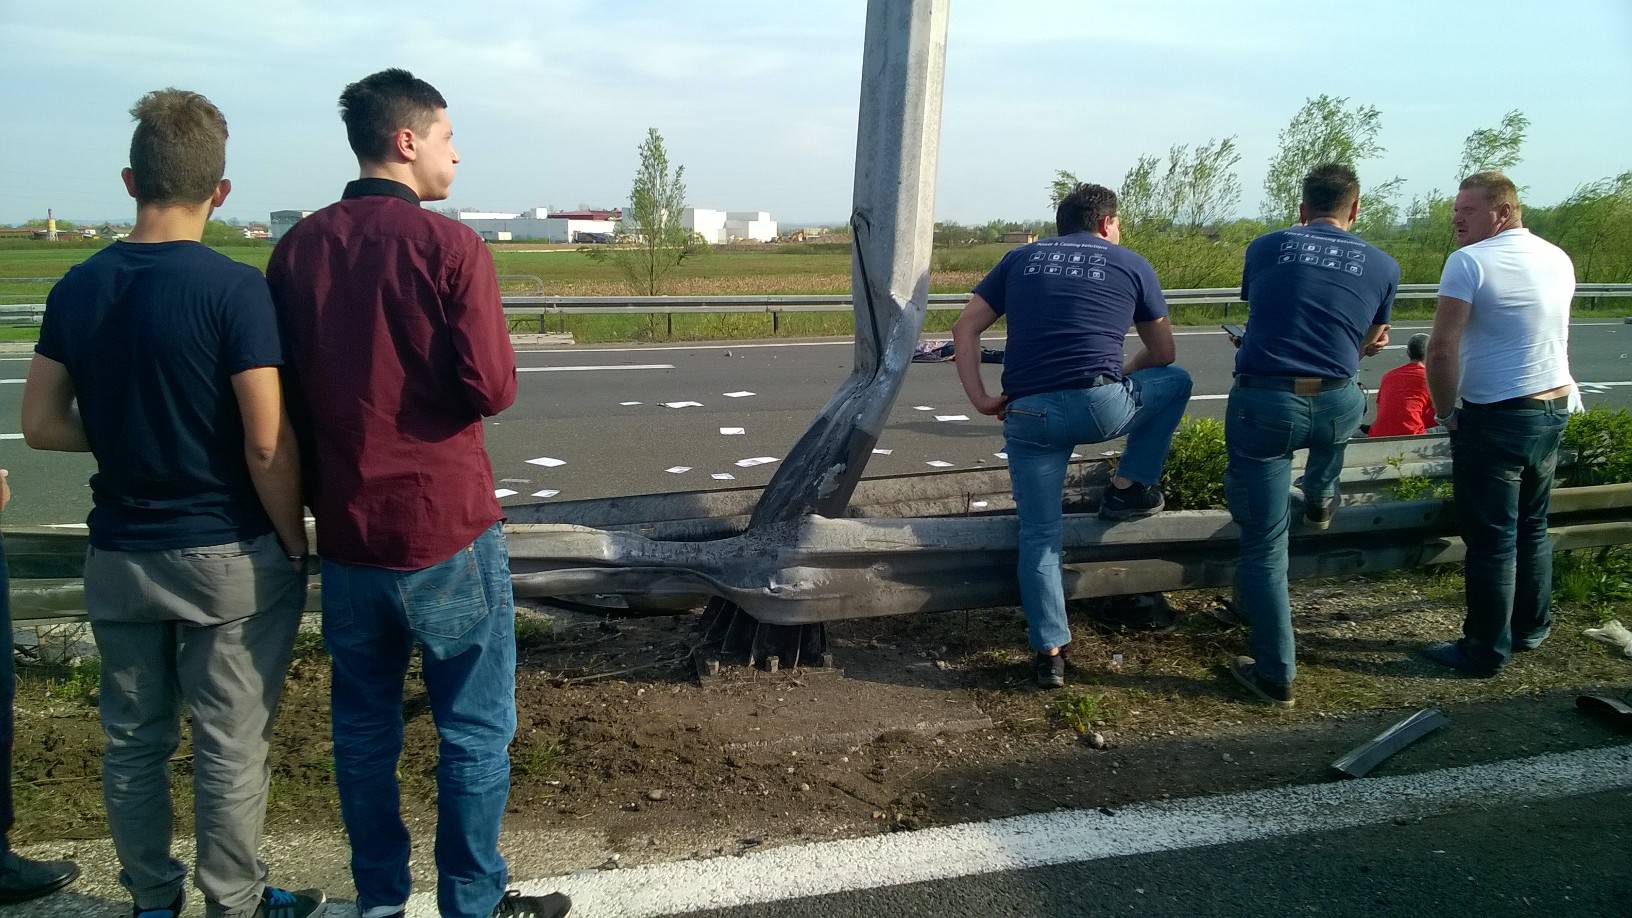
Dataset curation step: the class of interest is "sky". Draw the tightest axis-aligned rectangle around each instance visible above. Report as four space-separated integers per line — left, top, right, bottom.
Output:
3 0 1630 227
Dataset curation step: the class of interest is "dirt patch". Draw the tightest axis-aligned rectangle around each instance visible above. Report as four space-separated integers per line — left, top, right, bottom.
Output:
10 569 1631 851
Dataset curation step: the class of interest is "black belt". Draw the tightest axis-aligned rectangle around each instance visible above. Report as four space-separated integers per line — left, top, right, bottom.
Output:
1462 396 1566 411
1236 374 1351 395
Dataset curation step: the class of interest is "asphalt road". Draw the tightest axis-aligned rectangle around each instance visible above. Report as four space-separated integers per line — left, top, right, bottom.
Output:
0 319 1628 528
689 789 1632 918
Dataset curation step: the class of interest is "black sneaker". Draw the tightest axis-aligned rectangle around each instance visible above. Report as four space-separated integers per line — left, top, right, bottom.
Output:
1227 656 1294 706
255 887 326 918
1035 652 1065 689
494 890 573 917
131 891 184 918
1099 483 1164 520
1303 495 1337 529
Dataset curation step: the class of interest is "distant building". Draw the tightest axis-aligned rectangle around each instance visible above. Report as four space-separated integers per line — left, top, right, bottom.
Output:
1000 231 1037 244
679 207 777 244
242 223 270 240
271 210 314 241
457 207 619 243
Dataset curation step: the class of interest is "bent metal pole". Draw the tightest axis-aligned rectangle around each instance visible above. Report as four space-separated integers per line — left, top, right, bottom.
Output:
699 0 950 666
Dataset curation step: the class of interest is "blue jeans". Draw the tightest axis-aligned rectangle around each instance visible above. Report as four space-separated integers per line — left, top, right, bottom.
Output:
1 542 13 855
1225 380 1365 686
1004 365 1193 651
1451 404 1566 670
322 523 517 918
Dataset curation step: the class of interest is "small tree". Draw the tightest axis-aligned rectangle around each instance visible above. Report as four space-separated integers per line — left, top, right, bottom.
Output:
1458 109 1529 179
588 127 704 295
1262 95 1401 228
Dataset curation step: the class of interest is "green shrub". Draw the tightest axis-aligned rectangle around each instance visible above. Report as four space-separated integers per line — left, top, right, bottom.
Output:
1386 455 1453 501
1159 417 1228 510
1563 406 1632 486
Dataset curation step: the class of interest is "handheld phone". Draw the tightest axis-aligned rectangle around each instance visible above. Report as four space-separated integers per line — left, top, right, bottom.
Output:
1221 323 1245 340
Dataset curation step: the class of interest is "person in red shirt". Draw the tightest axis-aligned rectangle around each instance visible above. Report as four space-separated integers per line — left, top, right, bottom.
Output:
1369 334 1436 437
266 69 568 918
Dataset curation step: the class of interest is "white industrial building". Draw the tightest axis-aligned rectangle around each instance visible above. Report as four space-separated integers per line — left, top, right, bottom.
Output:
457 208 618 243
270 210 314 241
678 208 778 244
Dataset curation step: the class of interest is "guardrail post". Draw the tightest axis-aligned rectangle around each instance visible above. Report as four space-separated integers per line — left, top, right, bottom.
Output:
701 0 949 668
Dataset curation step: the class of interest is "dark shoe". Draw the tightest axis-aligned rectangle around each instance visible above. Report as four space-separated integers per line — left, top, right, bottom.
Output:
1228 656 1294 706
1035 652 1066 690
1099 483 1164 520
1420 640 1501 677
256 886 326 918
494 889 573 917
1303 495 1337 530
0 852 79 904
1210 596 1246 628
131 890 183 918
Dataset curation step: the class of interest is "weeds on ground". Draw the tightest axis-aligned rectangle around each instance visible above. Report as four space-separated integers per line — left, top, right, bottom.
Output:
515 613 556 649
1158 418 1228 511
1045 690 1106 735
1554 547 1632 624
1386 455 1454 501
511 734 565 779
1563 407 1632 486
44 658 100 705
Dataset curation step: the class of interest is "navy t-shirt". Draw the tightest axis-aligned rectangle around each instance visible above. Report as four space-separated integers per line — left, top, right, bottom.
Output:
36 241 283 550
973 232 1168 400
1235 222 1400 379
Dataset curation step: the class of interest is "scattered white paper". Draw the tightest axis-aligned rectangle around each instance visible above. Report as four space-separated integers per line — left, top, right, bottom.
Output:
913 406 935 411
926 460 954 468
494 489 518 498
719 427 746 436
872 448 893 455
531 489 560 499
971 500 989 509
526 456 566 468
735 456 779 468
1070 453 1083 459
1101 450 1120 457
619 401 642 406
498 478 529 484
723 391 756 398
994 452 1008 460
935 414 970 422
663 401 704 409
665 466 692 474
711 473 736 480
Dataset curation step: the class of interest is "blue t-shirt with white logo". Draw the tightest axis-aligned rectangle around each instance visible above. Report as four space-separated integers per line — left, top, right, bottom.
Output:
973 232 1168 400
1235 222 1400 379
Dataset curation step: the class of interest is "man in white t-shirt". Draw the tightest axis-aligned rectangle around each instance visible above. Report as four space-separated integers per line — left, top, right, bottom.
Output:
1423 171 1576 676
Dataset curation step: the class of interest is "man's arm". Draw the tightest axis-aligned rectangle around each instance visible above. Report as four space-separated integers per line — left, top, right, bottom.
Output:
1124 317 1177 374
20 356 90 452
1426 295 1472 426
952 294 1006 416
446 240 517 416
231 367 308 567
1361 323 1391 357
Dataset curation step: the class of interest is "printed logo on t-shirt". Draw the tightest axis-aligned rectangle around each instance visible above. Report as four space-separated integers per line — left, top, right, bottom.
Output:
1023 264 1041 275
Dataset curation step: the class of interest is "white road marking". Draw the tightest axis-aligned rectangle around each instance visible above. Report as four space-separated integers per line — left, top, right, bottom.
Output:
0 433 22 440
428 743 1632 918
517 364 674 373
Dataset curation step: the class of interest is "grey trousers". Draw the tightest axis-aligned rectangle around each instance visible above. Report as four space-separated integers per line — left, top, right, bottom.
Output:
86 533 305 918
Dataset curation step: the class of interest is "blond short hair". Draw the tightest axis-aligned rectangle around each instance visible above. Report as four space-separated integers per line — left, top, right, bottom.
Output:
1458 171 1520 210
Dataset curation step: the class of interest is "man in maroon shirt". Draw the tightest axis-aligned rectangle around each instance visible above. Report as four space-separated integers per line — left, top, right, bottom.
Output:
266 69 569 918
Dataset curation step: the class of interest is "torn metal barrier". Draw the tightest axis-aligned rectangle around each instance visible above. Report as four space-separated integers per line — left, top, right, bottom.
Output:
1330 708 1450 780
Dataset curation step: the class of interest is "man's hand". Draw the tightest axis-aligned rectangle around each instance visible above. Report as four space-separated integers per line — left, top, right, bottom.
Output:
1362 326 1391 357
972 393 1008 418
0 468 9 513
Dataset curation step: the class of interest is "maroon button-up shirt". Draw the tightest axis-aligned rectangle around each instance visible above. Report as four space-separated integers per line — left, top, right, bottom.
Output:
267 179 517 570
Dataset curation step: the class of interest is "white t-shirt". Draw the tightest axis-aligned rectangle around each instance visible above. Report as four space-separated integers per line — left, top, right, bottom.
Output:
1439 228 1575 404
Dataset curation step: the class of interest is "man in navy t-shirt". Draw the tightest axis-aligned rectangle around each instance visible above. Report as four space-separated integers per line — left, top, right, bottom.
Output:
1223 163 1398 707
953 183 1193 688
21 90 323 918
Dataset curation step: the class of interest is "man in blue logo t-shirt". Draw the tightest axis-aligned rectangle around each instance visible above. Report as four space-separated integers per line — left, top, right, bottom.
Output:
953 183 1193 689
1224 164 1398 707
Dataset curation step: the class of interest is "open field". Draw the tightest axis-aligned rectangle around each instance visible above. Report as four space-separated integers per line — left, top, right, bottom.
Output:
3 241 1626 345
